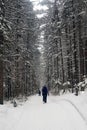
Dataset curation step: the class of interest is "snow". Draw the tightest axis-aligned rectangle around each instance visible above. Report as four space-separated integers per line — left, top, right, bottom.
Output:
0 91 87 130
63 81 70 86
78 11 86 15
85 78 87 84
54 79 62 85
78 82 83 86
78 78 87 88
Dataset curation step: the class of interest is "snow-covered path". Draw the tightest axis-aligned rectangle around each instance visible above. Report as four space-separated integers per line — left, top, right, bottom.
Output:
16 94 87 130
0 92 87 130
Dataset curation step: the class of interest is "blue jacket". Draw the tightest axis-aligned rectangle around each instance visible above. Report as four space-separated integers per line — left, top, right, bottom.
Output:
42 86 48 96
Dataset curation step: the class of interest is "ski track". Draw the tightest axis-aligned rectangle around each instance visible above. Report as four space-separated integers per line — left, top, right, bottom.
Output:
1 95 87 130
62 99 87 125
49 97 87 125
14 96 87 130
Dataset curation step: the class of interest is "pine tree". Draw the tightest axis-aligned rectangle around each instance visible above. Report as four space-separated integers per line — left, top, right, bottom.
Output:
0 0 5 104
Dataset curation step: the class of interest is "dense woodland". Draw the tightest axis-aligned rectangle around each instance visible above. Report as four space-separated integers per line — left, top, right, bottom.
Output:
43 0 87 93
0 0 40 104
0 0 87 104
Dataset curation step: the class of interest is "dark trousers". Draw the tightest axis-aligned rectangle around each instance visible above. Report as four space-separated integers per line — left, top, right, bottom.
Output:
43 95 47 103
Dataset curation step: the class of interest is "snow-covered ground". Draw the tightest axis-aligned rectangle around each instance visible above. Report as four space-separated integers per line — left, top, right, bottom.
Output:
0 91 87 130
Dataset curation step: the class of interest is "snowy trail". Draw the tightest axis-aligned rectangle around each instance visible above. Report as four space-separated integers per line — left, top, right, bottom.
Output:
49 97 87 124
14 95 87 130
0 93 87 130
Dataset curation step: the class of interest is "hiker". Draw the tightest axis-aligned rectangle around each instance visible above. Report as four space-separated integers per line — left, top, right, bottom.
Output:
38 89 41 96
75 85 79 96
42 85 48 103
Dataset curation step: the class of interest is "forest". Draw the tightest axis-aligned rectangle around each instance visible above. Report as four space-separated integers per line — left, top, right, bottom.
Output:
0 0 87 104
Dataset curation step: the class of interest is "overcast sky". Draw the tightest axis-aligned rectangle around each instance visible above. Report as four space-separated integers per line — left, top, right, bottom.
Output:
30 0 46 52
30 0 48 11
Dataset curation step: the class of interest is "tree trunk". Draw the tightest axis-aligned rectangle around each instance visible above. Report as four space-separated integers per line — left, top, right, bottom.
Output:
0 58 3 104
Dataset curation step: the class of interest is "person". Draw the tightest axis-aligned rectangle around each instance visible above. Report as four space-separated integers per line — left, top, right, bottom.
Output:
38 89 41 96
42 85 48 103
75 85 79 96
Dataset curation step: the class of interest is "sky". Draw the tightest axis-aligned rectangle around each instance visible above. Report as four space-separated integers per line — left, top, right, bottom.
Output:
30 0 48 11
30 0 42 5
30 0 46 52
